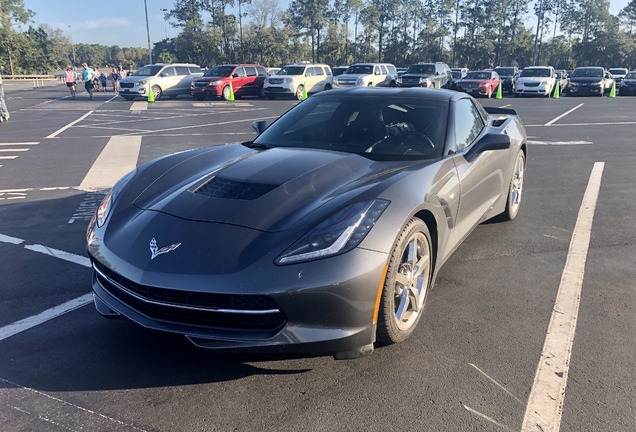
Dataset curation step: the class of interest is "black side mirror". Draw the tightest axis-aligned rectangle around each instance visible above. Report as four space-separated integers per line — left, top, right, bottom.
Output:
252 120 267 135
464 133 511 162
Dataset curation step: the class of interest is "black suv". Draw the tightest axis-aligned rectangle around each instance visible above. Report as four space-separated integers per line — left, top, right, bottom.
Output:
397 62 452 88
494 66 519 94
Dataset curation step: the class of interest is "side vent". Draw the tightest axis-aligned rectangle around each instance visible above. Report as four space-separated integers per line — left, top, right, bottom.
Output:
193 176 278 200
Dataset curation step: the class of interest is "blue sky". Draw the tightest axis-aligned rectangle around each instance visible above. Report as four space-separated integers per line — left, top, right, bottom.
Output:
23 0 631 49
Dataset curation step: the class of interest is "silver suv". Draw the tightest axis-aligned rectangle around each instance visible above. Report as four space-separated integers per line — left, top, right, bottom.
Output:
263 62 333 100
119 63 203 100
333 63 398 88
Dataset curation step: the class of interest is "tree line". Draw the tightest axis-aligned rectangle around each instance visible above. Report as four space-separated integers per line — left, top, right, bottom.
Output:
2 0 636 76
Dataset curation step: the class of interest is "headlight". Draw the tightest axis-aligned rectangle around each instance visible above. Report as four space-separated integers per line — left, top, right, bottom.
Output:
569 82 578 86
276 199 390 265
96 169 136 228
208 80 221 86
396 77 402 84
356 78 365 85
283 78 292 84
593 81 602 86
135 80 147 86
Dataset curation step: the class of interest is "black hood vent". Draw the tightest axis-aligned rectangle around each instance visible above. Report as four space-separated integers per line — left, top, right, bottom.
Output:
193 176 278 200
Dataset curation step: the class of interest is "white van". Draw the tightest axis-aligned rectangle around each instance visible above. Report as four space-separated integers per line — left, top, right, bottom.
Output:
119 63 203 100
515 66 556 97
333 63 398 88
263 62 333 100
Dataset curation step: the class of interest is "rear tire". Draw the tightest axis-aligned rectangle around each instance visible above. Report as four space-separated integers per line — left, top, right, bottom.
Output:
377 218 433 344
497 150 525 221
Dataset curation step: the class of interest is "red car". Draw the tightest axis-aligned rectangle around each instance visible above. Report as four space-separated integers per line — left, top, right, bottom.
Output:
190 64 268 100
456 70 501 98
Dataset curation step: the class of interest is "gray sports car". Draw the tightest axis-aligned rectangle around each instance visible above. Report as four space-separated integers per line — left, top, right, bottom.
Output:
87 87 527 359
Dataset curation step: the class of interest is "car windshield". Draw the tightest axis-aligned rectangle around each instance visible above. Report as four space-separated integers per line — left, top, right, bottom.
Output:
278 66 306 76
133 65 163 76
406 65 435 74
571 68 603 78
347 65 374 74
332 67 348 76
465 72 491 80
608 69 626 75
204 66 235 77
625 72 636 79
251 94 449 161
520 68 551 77
494 68 515 76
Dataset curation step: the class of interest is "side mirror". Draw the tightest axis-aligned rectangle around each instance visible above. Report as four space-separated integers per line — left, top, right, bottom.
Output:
233 73 239 78
464 133 511 162
252 120 267 135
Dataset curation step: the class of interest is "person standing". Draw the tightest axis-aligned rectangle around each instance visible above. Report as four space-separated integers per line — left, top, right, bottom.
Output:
0 73 9 122
82 63 95 99
100 72 107 92
64 65 78 99
111 68 120 92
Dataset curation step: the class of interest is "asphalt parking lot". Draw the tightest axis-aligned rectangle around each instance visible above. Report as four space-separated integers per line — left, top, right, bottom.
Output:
0 82 635 432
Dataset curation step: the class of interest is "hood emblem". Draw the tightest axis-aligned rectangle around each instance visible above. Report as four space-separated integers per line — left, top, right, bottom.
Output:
150 238 181 260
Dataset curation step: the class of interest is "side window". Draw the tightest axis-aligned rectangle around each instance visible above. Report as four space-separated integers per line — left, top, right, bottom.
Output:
256 67 267 76
245 66 257 77
325 67 332 76
455 99 485 151
374 65 381 75
387 65 397 75
380 65 388 75
175 66 190 75
161 67 176 77
235 67 246 77
314 67 324 76
305 67 315 77
188 66 202 74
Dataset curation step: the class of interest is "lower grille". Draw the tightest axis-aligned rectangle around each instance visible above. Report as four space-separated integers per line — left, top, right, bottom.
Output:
93 262 286 331
120 82 134 89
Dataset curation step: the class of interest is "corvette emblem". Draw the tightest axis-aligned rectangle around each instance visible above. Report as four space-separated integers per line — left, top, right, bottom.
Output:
149 238 181 260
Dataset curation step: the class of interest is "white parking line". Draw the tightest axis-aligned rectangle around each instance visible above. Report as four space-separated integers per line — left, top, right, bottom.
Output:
78 135 141 191
521 162 604 432
45 111 94 139
0 233 93 341
528 140 592 145
544 103 584 126
130 101 147 111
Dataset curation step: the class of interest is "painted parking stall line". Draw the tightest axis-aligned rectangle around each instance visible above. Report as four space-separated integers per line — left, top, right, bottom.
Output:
521 162 605 432
544 103 584 126
0 233 93 341
78 135 141 191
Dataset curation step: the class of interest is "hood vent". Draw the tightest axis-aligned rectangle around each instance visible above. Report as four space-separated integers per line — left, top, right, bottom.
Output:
193 176 278 200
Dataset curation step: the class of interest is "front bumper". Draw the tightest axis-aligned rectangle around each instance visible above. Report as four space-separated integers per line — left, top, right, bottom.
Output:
89 244 387 357
190 86 222 98
566 85 604 95
515 84 550 96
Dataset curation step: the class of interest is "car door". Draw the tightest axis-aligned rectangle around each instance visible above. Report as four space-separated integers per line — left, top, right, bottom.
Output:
231 67 247 94
450 98 509 242
159 66 180 93
173 66 193 94
242 66 258 95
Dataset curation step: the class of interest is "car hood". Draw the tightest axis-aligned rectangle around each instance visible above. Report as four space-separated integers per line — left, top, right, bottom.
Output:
460 79 490 84
518 76 551 83
338 73 371 79
401 73 434 78
569 76 604 83
194 75 230 82
133 145 416 232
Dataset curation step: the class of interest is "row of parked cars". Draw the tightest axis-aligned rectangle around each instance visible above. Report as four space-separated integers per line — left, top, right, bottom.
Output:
117 61 636 102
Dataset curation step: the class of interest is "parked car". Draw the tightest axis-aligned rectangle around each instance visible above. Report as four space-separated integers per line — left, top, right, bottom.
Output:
267 67 281 76
190 64 268 100
86 87 527 359
608 67 628 87
493 66 519 94
397 62 452 89
332 66 349 77
119 63 203 100
565 66 613 97
396 67 408 76
455 70 501 98
263 62 333 100
618 71 636 95
450 68 469 89
514 66 556 97
333 63 398 88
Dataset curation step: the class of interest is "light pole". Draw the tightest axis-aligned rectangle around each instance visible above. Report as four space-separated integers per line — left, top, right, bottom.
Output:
144 0 153 64
160 8 169 40
68 25 76 67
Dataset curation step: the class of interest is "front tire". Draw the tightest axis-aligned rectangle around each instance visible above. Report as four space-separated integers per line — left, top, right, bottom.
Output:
377 218 433 344
151 85 162 100
498 150 525 221
295 85 305 100
222 85 233 101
